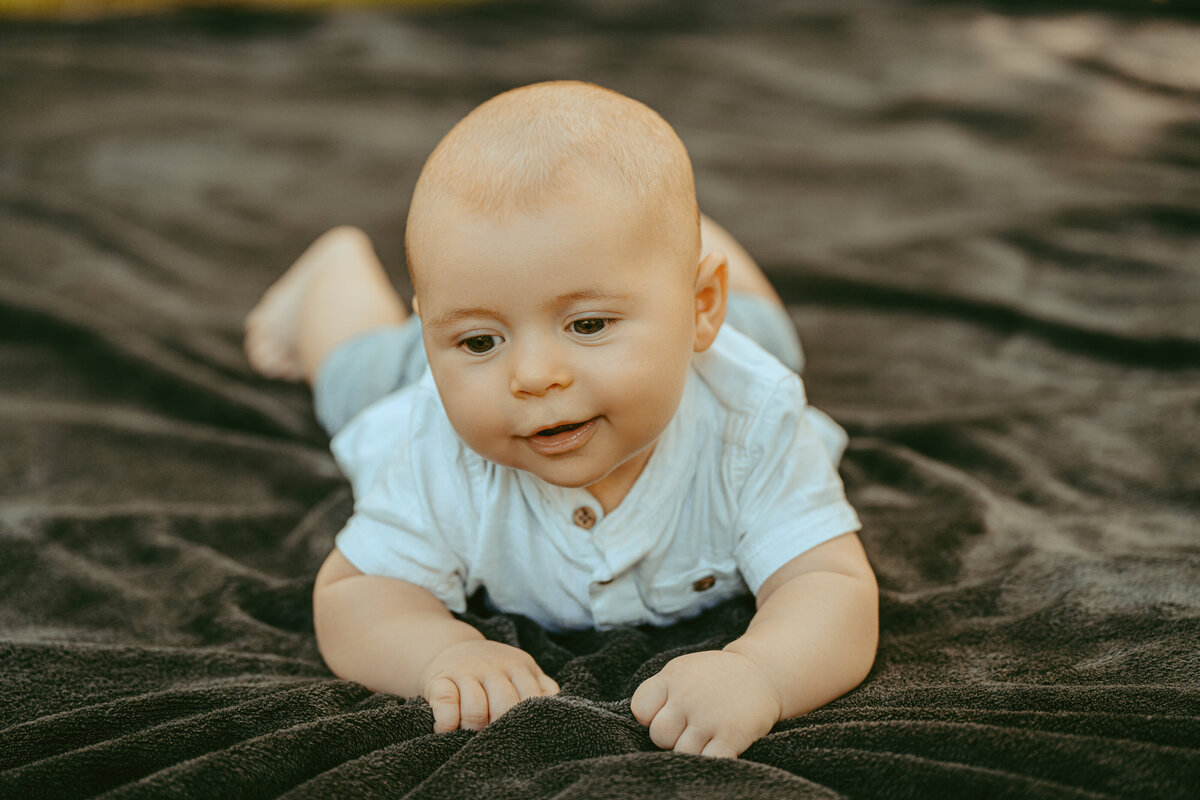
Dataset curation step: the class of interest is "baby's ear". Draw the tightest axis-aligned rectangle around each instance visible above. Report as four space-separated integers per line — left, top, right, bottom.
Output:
693 251 728 353
412 296 421 318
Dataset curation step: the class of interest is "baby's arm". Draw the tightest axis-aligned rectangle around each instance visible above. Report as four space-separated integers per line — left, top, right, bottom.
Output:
631 532 877 758
313 549 559 732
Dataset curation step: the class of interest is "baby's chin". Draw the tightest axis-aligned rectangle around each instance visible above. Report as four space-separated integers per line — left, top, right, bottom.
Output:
456 427 659 492
453 441 609 488
505 453 627 491
526 447 658 498
519 461 616 490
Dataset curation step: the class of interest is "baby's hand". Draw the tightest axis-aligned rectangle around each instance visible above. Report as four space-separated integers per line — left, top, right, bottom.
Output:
631 650 783 758
420 640 559 733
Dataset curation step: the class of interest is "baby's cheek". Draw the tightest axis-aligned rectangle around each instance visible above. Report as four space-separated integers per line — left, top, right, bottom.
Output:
436 383 509 458
614 354 688 430
450 408 511 462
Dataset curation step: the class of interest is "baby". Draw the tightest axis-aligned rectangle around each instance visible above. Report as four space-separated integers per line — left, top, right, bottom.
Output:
244 81 877 759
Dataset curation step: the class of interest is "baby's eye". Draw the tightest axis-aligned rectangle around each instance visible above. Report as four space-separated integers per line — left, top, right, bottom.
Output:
459 334 501 354
571 318 610 336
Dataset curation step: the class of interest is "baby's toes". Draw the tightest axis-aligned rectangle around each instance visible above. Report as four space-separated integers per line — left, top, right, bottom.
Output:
245 337 281 373
246 336 301 380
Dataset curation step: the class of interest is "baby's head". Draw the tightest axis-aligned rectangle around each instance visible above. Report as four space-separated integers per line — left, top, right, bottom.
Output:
405 81 727 505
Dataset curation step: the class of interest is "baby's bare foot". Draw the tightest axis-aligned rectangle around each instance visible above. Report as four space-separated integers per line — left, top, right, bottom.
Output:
244 227 361 381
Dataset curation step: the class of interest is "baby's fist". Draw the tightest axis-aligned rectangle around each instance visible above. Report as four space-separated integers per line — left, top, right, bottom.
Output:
420 640 559 733
631 650 782 758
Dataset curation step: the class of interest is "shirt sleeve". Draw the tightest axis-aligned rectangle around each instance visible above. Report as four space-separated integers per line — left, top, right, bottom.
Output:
333 387 474 613
733 373 862 595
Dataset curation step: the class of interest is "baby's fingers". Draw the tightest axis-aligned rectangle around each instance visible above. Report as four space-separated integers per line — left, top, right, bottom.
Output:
511 668 559 700
646 705 687 750
427 677 461 734
456 677 490 731
537 672 560 696
700 738 740 759
673 725 713 756
630 675 667 727
667 724 744 759
483 675 522 723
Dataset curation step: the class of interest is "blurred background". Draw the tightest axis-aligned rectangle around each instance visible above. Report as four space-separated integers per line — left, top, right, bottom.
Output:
2 0 1198 422
0 0 466 17
2 0 1197 18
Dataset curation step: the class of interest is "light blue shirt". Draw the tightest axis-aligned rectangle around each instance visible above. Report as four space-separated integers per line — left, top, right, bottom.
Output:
332 326 860 632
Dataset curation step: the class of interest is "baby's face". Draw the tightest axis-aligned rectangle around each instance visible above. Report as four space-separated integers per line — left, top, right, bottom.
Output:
413 178 700 504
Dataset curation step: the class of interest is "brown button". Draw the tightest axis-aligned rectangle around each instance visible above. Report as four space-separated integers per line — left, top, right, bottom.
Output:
572 506 597 529
692 575 716 592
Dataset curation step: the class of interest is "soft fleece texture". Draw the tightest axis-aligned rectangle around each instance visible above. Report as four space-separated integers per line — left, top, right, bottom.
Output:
1 1 1198 797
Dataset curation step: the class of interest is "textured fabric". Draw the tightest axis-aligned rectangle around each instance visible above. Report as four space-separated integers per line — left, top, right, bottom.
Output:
2 2 1199 798
332 325 858 630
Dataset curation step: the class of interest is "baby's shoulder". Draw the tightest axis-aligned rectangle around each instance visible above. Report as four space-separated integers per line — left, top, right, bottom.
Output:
691 326 849 468
692 325 807 419
330 372 475 497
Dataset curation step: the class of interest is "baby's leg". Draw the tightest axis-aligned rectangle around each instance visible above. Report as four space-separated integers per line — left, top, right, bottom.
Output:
702 213 805 374
244 226 408 385
701 213 783 308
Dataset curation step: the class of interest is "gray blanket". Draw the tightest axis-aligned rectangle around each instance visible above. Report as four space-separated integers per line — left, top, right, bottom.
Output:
2 1 1198 797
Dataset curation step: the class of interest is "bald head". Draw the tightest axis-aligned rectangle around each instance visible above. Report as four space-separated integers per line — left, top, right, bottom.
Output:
405 81 700 287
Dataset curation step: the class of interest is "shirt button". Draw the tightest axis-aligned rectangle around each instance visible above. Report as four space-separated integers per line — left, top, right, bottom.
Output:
692 575 716 592
572 506 597 529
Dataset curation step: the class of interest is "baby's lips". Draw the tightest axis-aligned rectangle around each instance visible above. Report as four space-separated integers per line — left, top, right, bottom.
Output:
534 420 587 437
525 417 599 455
524 414 596 438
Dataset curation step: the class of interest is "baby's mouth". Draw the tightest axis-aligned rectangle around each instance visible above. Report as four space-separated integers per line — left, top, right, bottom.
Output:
525 417 599 456
536 421 587 437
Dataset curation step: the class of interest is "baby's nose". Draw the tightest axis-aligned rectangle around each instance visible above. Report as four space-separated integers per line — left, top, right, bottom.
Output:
509 338 572 397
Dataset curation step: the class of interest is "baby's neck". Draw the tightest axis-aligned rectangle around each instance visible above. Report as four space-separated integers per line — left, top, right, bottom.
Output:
584 443 658 514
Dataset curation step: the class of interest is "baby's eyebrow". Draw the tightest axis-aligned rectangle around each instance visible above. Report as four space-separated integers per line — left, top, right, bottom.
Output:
425 306 503 330
552 288 634 306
